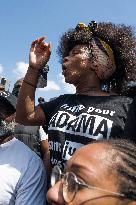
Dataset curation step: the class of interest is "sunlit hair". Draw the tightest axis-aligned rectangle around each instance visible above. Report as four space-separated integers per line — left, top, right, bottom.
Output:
98 139 136 200
57 22 136 95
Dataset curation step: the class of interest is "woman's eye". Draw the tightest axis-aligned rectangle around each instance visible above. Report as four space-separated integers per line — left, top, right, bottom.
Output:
78 184 84 190
77 179 87 190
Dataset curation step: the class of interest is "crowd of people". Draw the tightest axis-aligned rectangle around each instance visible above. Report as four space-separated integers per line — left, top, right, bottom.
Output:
0 20 136 204
12 78 49 161
0 91 46 204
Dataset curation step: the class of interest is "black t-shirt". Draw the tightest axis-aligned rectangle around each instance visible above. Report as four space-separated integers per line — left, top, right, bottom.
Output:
40 94 132 168
124 97 136 141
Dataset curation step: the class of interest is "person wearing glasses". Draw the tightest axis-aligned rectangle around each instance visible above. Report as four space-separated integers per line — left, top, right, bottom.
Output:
47 139 136 205
16 21 136 171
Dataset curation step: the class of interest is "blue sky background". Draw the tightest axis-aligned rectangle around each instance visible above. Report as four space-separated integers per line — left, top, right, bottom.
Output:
0 0 136 102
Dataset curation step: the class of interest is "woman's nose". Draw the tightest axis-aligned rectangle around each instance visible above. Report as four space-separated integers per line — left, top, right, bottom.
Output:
46 181 65 205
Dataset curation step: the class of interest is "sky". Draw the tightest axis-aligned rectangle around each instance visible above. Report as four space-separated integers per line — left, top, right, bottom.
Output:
0 0 136 102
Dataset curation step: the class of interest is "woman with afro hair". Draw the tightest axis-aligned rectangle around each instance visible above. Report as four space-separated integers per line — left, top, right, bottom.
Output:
16 21 136 170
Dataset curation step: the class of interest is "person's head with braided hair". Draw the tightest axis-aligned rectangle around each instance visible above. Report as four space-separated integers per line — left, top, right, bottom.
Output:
58 21 136 96
47 139 136 205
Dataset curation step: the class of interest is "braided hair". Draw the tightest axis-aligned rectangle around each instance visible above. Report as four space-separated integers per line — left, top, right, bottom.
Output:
103 139 136 200
57 22 136 95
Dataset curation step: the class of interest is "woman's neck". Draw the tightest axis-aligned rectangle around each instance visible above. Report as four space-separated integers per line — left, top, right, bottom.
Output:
75 82 110 96
74 71 108 96
74 71 118 96
76 89 110 96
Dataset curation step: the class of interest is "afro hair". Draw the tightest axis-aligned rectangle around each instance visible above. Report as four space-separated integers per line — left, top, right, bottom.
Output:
57 22 136 95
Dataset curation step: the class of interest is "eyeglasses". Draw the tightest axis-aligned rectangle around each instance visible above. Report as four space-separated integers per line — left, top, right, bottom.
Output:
51 166 125 203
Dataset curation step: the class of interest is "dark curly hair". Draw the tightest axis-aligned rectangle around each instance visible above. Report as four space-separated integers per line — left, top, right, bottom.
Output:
57 22 136 95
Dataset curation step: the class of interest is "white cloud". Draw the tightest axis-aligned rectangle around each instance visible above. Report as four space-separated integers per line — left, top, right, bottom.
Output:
0 64 3 74
13 62 28 79
38 80 60 91
59 73 76 93
12 62 60 92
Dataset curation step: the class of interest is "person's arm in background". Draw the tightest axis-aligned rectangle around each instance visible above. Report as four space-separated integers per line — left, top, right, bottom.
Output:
39 126 49 157
39 126 51 181
16 37 51 126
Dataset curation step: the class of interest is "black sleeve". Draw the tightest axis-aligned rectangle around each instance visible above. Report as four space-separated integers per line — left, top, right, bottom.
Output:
39 95 67 126
124 97 136 142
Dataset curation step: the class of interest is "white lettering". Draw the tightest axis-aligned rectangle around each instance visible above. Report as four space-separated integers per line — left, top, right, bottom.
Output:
49 111 113 139
62 140 83 161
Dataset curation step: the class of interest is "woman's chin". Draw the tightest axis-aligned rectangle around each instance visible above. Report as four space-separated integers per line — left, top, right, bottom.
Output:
64 77 75 85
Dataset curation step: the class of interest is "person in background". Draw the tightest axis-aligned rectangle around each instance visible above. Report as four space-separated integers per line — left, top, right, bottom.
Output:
13 78 48 158
124 96 136 141
47 139 136 205
12 78 24 97
0 85 5 92
0 77 7 92
38 96 49 170
38 96 45 104
0 91 46 205
16 21 136 171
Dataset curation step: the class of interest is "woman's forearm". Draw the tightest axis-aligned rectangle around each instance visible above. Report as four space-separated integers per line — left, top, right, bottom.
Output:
16 67 40 124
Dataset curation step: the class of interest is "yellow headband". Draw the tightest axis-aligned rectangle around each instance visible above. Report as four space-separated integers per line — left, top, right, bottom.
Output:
76 22 89 31
99 39 115 66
